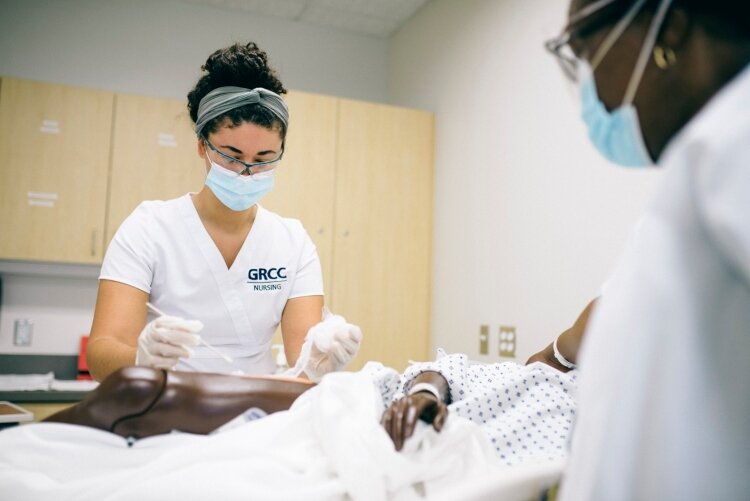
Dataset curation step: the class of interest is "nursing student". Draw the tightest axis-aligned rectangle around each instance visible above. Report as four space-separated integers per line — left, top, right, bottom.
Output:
539 0 750 499
87 42 360 382
383 0 750 497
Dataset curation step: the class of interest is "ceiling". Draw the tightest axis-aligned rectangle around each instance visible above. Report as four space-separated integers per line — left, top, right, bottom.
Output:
178 0 431 38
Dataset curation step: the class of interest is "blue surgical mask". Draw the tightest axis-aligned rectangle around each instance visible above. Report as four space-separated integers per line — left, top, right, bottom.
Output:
205 159 275 211
576 0 673 167
580 63 653 167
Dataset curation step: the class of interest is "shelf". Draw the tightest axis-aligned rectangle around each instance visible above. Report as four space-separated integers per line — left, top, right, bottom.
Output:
0 260 101 279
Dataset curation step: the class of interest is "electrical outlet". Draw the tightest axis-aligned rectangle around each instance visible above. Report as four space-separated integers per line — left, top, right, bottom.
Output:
13 319 33 347
498 326 516 357
479 324 489 355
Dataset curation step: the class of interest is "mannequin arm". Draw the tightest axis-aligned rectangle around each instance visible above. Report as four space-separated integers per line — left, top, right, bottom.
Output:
44 366 315 438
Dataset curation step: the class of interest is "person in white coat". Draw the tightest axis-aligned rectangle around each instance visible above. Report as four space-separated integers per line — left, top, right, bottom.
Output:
87 42 360 382
542 0 750 499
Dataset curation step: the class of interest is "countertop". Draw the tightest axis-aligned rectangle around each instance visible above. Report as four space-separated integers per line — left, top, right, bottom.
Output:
0 390 89 402
0 354 91 403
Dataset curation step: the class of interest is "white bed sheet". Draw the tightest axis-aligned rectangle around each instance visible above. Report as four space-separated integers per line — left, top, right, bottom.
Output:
429 459 565 501
0 369 503 501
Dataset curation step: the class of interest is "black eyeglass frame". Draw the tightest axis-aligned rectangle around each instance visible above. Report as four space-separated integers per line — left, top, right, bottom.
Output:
204 138 285 176
545 33 579 82
543 0 620 82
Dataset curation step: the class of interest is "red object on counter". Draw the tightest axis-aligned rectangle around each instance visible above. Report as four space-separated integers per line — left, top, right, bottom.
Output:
77 336 92 381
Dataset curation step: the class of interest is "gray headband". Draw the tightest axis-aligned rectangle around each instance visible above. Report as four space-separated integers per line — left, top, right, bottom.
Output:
195 86 289 137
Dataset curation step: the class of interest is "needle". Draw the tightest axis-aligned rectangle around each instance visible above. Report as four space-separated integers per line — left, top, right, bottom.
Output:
146 302 235 364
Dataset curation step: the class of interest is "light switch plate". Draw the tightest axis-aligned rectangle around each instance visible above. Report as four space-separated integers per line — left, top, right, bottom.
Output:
479 325 489 355
13 319 33 347
498 325 516 357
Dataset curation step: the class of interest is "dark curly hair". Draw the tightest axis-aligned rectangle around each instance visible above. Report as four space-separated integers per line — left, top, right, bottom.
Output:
187 42 288 139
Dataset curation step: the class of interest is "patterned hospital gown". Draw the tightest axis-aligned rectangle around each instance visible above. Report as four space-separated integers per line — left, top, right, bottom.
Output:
364 351 578 467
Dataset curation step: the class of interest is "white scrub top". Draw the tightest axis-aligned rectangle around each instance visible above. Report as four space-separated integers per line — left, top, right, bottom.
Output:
560 65 750 500
100 194 324 374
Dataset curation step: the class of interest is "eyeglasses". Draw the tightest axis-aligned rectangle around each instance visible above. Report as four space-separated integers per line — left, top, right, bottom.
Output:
544 0 619 82
204 138 284 176
545 32 580 82
545 0 649 83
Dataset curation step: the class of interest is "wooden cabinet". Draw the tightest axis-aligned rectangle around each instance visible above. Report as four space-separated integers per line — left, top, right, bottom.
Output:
106 94 205 244
262 91 338 289
0 78 113 263
0 78 434 371
331 100 434 371
265 96 434 371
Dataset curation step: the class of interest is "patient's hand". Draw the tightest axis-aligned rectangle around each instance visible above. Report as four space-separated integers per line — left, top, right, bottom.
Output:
381 393 448 451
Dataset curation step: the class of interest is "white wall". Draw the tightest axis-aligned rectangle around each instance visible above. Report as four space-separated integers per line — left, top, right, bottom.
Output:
388 0 662 363
0 0 388 355
0 0 388 102
0 266 100 355
0 0 664 360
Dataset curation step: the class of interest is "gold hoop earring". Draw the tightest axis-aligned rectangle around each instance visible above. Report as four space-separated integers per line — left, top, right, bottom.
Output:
653 46 677 70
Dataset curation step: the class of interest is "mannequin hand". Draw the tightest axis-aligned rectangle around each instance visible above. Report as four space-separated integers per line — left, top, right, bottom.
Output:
136 315 203 369
302 313 362 382
381 393 448 451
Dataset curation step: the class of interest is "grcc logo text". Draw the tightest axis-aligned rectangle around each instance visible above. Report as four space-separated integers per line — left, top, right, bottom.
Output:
248 268 287 281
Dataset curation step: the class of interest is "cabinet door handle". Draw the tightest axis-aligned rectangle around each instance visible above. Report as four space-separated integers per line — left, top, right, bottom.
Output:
90 229 97 256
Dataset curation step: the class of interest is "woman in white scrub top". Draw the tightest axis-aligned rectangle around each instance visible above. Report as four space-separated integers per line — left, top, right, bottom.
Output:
541 0 750 499
87 43 360 381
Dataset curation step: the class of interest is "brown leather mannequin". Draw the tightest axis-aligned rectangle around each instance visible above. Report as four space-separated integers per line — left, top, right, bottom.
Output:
44 366 315 439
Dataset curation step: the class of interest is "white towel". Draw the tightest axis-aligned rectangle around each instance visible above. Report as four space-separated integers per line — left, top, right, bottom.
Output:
0 372 53 391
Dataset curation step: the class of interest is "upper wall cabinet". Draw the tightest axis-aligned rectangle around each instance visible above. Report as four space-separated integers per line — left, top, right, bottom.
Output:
0 78 114 263
262 91 338 289
0 77 435 370
106 94 205 245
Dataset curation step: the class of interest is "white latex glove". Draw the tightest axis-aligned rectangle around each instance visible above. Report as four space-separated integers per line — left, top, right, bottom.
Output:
136 315 203 369
292 310 363 382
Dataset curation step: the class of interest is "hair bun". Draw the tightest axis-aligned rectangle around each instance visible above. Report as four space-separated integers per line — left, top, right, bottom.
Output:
187 42 286 124
201 42 285 94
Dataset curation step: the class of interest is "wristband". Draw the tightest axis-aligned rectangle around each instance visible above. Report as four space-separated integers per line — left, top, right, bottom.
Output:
553 337 576 369
408 382 442 402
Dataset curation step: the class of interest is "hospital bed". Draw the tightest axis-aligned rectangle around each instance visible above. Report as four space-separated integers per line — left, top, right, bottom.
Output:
0 367 565 500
